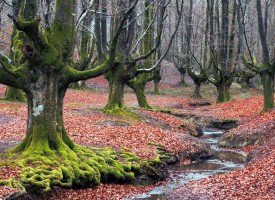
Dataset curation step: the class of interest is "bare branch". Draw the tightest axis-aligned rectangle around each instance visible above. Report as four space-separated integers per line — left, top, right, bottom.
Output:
137 0 184 73
2 0 12 7
68 0 140 82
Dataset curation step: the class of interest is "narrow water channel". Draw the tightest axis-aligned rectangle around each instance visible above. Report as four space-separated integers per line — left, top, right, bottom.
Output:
125 130 246 200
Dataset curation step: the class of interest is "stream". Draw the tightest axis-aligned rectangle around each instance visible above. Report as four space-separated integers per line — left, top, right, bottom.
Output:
125 129 247 200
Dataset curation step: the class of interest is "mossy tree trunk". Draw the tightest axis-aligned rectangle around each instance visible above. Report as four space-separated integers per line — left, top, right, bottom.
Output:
135 85 151 108
154 79 160 95
240 0 274 112
127 74 152 109
103 1 136 113
187 65 207 99
14 73 74 154
4 87 26 102
126 1 155 108
153 66 161 95
188 70 207 99
261 71 274 111
105 65 127 110
215 77 232 103
193 82 202 99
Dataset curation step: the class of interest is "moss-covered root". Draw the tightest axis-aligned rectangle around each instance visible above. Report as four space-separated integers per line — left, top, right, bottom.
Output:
2 145 168 193
11 146 139 193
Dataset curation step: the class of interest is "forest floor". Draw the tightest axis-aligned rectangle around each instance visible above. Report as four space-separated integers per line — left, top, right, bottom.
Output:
0 62 274 199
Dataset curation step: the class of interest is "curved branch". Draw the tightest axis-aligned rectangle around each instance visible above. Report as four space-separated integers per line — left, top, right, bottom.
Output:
0 53 18 77
67 60 118 83
241 56 260 73
73 0 139 79
9 15 47 48
0 64 28 90
2 0 12 7
189 50 217 85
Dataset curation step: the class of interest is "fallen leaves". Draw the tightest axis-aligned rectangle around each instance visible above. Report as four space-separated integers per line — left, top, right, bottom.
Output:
169 141 275 200
0 83 275 199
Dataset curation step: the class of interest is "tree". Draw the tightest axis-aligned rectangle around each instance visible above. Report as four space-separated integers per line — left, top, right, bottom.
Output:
104 0 184 112
126 0 162 109
0 0 166 192
242 0 275 112
185 0 207 98
192 0 237 103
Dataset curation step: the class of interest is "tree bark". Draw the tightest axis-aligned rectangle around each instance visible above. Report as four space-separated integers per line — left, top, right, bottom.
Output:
154 78 161 95
216 80 231 103
193 82 203 99
261 71 274 112
14 72 73 153
134 84 151 109
105 65 126 110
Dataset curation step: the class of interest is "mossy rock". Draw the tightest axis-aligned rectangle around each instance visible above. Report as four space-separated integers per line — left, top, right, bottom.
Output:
210 119 239 130
134 161 168 185
148 143 179 165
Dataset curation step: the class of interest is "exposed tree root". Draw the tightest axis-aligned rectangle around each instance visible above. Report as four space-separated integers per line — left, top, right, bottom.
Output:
0 144 166 193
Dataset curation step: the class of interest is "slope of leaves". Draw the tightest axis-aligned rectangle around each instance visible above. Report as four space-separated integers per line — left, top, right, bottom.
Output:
207 96 264 121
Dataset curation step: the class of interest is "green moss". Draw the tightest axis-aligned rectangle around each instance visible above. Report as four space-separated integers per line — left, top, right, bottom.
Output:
4 87 27 102
44 45 58 65
103 107 142 121
1 142 148 192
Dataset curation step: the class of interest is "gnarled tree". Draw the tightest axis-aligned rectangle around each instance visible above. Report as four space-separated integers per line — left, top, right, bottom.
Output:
103 0 183 112
242 0 275 112
0 0 166 193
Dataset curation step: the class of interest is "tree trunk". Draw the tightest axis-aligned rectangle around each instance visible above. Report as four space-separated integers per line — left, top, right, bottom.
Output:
193 82 202 99
4 87 26 102
261 71 274 112
154 79 160 95
216 82 231 103
13 72 73 154
105 73 125 110
134 84 152 109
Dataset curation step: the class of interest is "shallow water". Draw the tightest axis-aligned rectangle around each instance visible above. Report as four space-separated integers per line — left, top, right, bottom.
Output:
125 129 246 200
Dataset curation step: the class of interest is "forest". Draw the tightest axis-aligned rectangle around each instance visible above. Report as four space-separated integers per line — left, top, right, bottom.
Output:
0 0 274 199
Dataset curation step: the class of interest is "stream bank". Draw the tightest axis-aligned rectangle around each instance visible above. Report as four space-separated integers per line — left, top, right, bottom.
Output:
125 129 247 200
